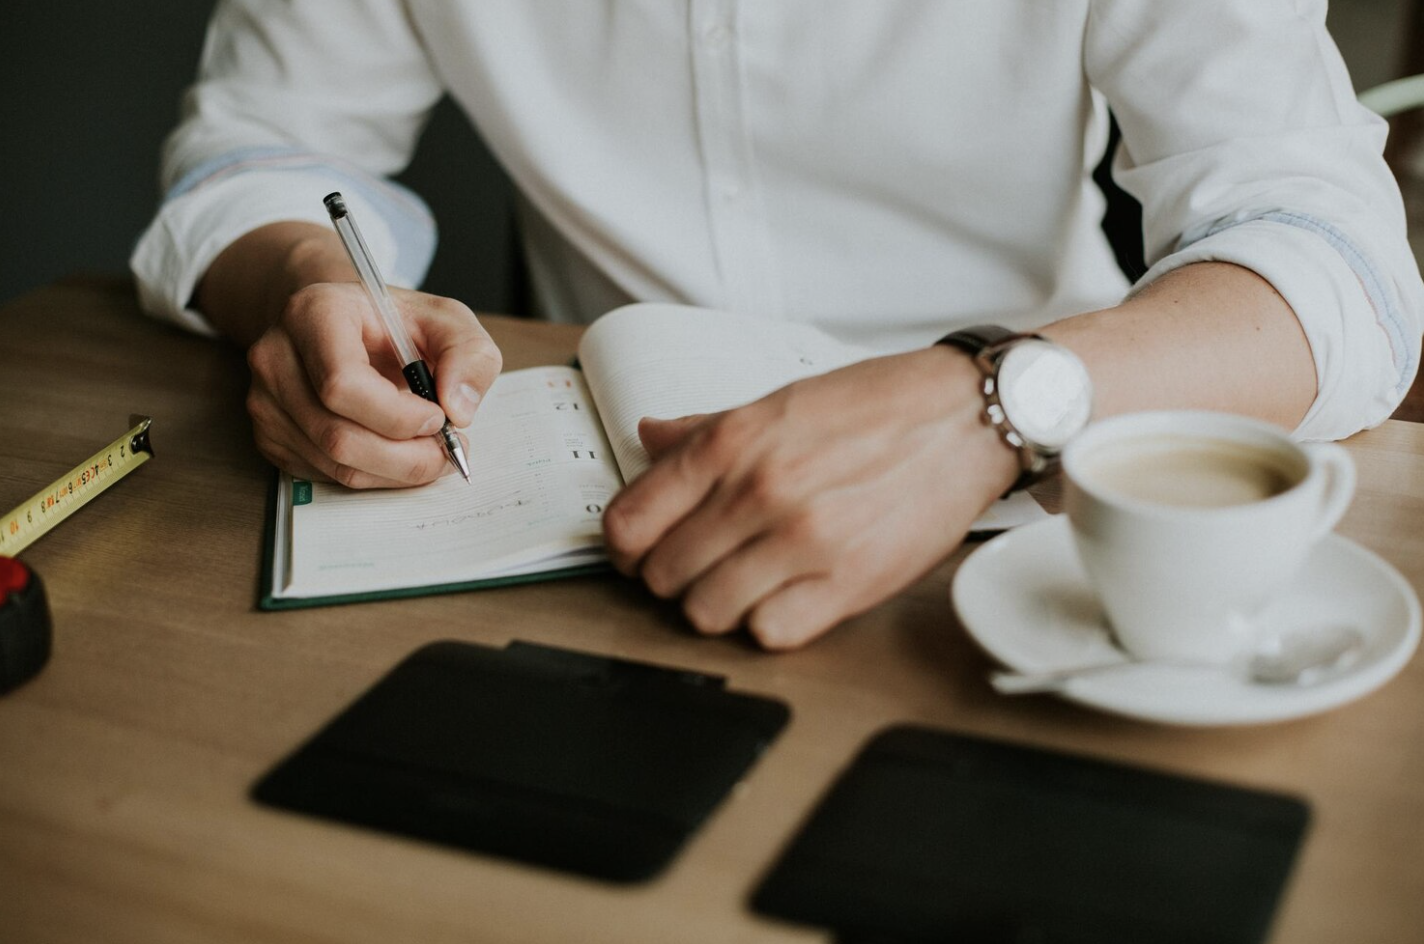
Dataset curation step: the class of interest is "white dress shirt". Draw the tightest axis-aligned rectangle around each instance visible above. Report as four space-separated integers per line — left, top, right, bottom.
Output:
132 0 1423 441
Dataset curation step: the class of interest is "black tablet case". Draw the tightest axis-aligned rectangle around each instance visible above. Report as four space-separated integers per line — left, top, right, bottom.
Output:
753 725 1309 944
252 640 789 882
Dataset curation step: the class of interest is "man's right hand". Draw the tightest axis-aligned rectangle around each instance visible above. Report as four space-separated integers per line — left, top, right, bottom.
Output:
196 222 502 489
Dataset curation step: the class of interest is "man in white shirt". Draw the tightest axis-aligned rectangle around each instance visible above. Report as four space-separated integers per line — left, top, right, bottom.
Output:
134 1 1423 648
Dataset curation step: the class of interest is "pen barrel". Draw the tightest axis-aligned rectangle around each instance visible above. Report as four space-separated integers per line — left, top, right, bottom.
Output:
327 197 421 368
402 360 440 405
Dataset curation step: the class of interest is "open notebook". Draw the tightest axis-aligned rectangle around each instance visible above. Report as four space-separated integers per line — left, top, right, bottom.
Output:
261 303 1047 608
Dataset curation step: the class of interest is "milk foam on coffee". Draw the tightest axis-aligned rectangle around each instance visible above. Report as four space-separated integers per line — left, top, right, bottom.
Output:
1077 435 1304 508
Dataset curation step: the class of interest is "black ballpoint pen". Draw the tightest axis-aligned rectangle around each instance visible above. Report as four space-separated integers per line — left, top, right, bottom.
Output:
323 192 472 483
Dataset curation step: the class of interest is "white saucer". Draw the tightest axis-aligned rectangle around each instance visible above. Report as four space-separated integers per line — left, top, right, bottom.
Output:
952 516 1421 726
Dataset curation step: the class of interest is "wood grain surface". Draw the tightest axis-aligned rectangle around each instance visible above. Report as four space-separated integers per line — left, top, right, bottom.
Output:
1 278 1421 943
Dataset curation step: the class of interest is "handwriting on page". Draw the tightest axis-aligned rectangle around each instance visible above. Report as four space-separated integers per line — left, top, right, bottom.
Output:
288 367 621 595
414 496 531 530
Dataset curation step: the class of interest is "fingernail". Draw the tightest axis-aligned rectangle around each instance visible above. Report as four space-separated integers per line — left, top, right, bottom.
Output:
450 383 481 424
418 414 444 436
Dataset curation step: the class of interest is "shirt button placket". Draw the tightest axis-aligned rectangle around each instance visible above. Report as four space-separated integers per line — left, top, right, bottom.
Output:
689 0 777 317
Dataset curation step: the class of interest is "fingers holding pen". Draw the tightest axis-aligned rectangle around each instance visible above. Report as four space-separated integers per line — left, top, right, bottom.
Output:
246 384 419 490
246 310 452 487
210 215 498 489
410 294 502 428
279 283 447 440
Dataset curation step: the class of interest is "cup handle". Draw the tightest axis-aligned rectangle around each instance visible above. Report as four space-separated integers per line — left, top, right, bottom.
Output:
1302 442 1356 537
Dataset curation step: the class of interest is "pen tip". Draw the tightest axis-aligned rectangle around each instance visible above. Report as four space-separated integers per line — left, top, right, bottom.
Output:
450 448 472 483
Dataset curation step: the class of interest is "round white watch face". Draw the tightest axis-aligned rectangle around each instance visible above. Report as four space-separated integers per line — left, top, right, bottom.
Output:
996 340 1093 449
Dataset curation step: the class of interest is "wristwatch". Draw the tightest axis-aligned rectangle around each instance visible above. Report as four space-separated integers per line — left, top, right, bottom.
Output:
935 325 1093 492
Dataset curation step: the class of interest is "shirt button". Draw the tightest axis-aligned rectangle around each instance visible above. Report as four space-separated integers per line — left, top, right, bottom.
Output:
702 23 730 49
720 182 742 201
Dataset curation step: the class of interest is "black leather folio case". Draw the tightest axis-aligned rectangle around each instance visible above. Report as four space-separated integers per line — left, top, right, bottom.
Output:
753 725 1309 944
253 640 790 882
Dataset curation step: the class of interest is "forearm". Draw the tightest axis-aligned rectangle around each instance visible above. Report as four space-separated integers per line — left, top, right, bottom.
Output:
597 265 1319 649
1042 262 1316 431
194 222 355 347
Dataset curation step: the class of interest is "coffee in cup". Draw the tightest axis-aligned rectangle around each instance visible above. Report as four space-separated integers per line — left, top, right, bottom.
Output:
1062 411 1355 664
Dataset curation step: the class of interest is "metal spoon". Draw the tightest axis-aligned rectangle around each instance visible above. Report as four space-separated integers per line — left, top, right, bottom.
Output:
990 624 1366 695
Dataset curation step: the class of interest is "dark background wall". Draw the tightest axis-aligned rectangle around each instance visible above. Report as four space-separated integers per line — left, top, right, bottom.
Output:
0 1 519 313
0 2 1407 312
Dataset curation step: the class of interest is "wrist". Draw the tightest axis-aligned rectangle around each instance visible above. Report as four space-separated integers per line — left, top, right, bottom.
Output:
278 227 353 298
931 327 1094 493
196 222 351 344
914 345 1023 494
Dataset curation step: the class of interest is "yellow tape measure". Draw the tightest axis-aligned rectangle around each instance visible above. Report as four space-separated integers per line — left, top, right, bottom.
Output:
1 415 154 556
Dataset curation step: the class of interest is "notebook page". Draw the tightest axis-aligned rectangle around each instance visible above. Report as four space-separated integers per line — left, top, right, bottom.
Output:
577 304 873 483
280 366 621 598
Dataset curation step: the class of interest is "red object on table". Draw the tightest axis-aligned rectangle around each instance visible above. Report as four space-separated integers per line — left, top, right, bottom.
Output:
0 556 32 604
0 556 51 694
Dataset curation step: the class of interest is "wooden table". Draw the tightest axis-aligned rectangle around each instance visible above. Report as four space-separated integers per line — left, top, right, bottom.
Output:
2 277 1422 944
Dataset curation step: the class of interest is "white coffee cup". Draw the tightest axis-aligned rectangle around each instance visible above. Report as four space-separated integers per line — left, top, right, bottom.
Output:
1061 410 1356 664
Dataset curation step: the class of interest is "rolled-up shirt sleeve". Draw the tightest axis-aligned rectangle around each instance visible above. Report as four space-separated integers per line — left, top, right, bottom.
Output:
130 0 443 335
1086 0 1424 440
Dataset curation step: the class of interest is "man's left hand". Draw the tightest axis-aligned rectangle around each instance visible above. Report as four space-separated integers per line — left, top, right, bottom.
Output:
602 346 1019 649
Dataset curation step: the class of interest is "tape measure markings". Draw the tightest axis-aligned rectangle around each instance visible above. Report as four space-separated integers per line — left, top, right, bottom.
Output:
1 416 154 556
